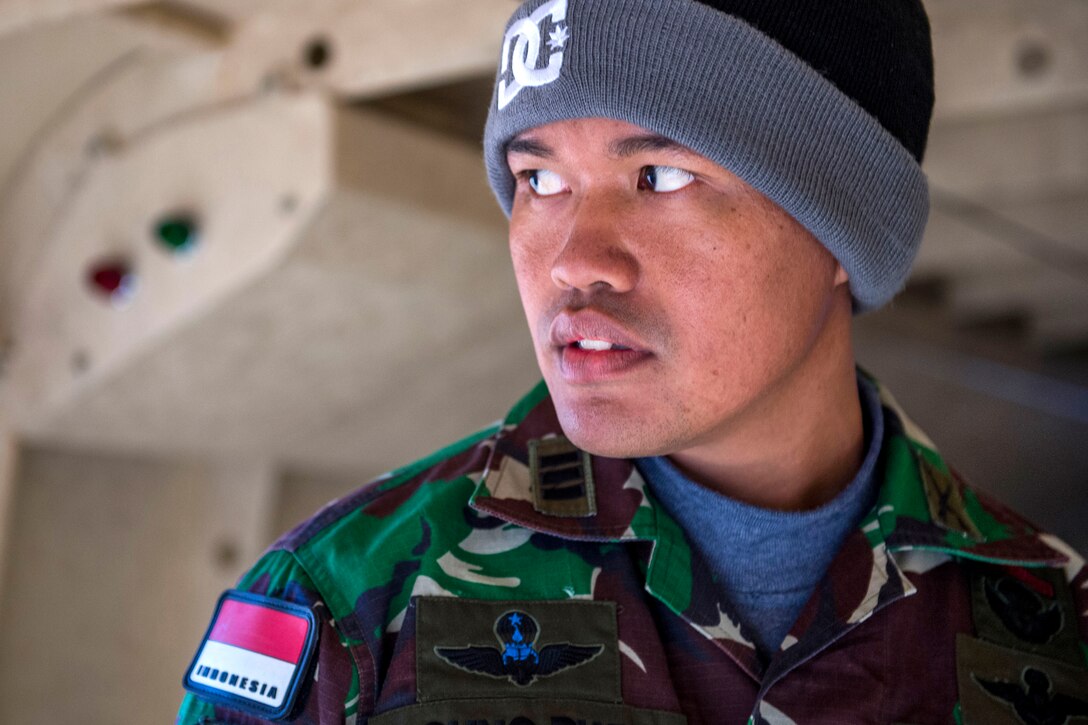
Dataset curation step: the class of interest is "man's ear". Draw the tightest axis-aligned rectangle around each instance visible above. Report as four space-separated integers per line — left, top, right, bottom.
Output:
833 264 849 287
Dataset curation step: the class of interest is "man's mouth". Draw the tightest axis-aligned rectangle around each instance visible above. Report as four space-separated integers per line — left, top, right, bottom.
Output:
571 339 633 352
549 310 647 353
548 311 653 384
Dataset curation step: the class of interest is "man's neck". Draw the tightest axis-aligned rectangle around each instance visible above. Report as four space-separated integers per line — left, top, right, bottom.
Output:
667 309 863 512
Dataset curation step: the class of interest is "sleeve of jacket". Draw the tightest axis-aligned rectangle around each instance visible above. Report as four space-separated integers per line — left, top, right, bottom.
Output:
1072 555 1088 665
176 548 359 725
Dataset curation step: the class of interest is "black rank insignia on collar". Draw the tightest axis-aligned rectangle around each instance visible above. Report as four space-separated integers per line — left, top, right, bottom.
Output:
435 610 603 687
528 437 596 518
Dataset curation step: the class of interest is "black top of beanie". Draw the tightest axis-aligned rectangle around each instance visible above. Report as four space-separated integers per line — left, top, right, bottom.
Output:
695 0 935 162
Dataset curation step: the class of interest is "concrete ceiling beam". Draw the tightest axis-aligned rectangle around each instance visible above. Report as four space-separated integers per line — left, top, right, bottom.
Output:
214 0 512 100
944 266 1088 345
112 2 233 51
925 104 1088 200
0 92 333 429
0 0 141 38
0 50 230 340
0 0 515 321
917 190 1088 273
929 0 1088 122
1 105 536 473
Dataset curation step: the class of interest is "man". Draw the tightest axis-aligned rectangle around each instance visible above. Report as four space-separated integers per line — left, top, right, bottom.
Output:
178 1 1088 723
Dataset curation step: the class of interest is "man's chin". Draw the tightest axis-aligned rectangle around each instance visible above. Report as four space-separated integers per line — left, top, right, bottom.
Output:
553 401 669 460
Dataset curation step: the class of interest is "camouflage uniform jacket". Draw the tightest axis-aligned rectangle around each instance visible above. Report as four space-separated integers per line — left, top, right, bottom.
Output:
178 379 1088 725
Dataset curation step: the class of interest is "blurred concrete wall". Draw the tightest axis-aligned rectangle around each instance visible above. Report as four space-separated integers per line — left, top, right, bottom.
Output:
0 448 276 722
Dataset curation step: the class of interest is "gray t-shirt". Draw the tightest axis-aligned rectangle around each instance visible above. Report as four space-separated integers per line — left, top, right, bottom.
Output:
634 374 884 659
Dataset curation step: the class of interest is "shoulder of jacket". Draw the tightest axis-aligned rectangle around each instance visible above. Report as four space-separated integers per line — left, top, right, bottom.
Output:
269 422 501 556
947 467 1081 572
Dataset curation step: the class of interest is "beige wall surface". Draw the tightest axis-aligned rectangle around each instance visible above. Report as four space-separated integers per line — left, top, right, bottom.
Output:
0 433 16 608
0 447 275 723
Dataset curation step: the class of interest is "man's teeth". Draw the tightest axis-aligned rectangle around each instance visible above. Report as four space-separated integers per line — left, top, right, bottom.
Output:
576 339 628 351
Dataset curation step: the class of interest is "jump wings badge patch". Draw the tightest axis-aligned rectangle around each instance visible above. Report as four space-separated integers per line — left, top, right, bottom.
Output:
435 610 603 686
183 590 319 721
416 597 621 704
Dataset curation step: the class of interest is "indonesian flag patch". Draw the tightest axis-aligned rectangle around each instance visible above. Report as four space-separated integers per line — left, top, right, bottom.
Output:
183 590 319 720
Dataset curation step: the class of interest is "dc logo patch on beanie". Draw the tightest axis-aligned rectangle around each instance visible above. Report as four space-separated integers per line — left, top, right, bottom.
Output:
498 0 569 110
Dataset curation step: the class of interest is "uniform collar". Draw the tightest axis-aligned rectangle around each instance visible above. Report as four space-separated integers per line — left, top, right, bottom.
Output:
864 380 1066 565
471 378 1065 567
470 381 655 542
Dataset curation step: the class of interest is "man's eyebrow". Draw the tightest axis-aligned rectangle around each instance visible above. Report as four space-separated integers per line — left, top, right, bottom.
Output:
506 137 554 158
608 134 691 158
507 133 692 160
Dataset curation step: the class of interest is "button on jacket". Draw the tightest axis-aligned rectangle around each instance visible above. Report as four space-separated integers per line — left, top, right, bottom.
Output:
178 379 1088 725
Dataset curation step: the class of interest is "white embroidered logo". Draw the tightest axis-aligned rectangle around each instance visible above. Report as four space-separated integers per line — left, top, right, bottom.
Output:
498 0 569 110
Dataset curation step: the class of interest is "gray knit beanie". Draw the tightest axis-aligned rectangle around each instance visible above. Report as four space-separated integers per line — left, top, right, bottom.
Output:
483 0 935 311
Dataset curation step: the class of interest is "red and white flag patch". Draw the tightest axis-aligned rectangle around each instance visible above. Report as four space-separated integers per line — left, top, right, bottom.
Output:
184 590 318 720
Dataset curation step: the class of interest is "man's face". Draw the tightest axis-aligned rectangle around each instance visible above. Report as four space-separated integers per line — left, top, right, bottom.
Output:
507 118 848 459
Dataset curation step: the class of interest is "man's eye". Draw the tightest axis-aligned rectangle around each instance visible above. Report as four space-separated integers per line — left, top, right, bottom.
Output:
527 169 566 196
637 165 695 193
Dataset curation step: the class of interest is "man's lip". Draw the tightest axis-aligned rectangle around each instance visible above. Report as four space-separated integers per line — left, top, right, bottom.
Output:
548 310 650 352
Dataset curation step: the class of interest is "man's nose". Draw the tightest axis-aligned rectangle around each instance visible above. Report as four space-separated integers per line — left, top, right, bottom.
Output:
549 196 639 294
